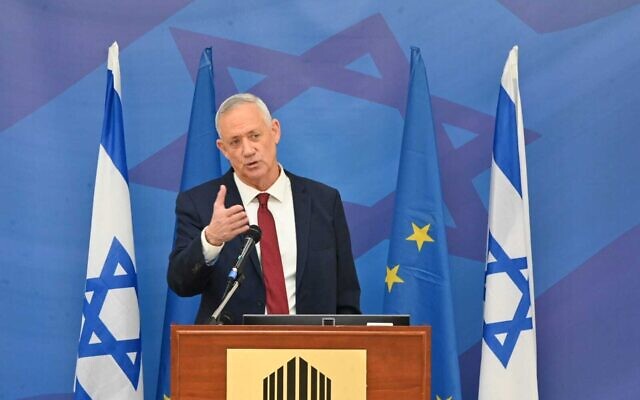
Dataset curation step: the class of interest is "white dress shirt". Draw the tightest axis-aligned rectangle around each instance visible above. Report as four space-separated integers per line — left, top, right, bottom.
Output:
200 167 298 313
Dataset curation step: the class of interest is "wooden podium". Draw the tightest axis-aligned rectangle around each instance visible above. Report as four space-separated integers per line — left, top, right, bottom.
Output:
171 324 430 399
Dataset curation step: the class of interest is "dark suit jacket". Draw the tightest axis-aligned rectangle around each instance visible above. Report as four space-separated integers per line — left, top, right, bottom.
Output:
167 169 361 324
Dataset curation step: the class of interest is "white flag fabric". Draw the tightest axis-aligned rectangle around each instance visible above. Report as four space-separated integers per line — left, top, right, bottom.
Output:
479 46 539 400
74 42 144 399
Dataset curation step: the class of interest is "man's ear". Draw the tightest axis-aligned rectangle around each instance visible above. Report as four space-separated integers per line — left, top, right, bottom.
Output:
216 138 228 158
272 119 281 144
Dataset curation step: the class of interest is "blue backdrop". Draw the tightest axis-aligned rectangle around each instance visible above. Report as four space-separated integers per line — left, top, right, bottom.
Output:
1 1 639 399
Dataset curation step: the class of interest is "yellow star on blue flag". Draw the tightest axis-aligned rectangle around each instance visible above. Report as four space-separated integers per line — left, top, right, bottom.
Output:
385 265 404 293
406 222 434 251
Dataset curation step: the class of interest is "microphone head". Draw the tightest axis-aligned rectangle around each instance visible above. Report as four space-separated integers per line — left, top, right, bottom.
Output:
246 224 262 243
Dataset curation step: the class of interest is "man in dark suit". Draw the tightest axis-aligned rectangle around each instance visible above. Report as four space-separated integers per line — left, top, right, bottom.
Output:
167 93 361 324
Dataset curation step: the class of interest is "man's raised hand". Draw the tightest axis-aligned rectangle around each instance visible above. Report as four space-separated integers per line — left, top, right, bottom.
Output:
204 185 249 246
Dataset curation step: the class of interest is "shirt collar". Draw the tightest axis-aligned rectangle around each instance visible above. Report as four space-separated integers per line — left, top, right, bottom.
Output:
233 165 290 206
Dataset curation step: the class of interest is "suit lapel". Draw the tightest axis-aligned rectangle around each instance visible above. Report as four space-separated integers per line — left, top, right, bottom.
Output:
289 172 311 290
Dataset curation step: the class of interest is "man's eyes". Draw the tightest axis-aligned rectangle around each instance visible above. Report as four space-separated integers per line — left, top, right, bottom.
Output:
228 132 262 147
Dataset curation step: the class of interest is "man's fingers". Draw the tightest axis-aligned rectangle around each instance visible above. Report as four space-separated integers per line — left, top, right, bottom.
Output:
228 217 250 231
212 223 249 245
230 224 250 237
225 207 248 221
213 185 227 209
208 185 252 243
225 204 245 215
215 207 247 227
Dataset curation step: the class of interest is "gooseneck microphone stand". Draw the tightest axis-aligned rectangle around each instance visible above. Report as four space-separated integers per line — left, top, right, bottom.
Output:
208 225 261 325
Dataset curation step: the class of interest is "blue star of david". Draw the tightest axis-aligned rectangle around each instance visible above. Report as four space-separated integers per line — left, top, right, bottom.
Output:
483 232 533 368
77 237 142 389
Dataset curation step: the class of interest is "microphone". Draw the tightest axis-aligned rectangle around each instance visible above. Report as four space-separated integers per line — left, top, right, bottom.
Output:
210 225 262 325
226 224 261 281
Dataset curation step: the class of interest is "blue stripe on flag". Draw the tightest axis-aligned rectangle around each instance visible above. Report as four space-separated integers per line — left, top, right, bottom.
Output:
493 86 521 196
100 69 129 182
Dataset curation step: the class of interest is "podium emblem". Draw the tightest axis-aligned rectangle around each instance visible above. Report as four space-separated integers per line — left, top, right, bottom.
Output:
227 349 366 399
262 356 331 400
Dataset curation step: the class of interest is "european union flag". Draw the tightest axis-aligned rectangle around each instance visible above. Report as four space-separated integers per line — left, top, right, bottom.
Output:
478 46 539 400
74 42 144 399
155 47 222 400
383 47 462 400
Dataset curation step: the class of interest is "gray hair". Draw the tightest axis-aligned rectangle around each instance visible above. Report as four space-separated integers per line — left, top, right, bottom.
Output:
215 93 272 135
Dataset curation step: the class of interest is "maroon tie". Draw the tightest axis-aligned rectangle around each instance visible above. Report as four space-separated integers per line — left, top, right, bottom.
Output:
257 193 289 314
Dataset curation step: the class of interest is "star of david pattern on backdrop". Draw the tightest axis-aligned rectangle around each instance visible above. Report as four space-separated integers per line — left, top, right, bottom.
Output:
131 15 541 264
2 3 640 400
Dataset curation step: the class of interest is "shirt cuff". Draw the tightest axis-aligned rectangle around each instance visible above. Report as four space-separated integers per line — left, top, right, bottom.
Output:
201 228 224 265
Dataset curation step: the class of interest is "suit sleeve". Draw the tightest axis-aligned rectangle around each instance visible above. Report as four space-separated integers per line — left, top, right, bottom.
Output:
333 190 362 314
167 190 214 296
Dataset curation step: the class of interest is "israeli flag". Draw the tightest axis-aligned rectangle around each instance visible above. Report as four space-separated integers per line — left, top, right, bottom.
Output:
74 42 144 399
479 46 539 400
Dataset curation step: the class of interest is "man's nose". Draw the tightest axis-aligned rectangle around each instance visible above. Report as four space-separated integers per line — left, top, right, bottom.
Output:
241 139 255 156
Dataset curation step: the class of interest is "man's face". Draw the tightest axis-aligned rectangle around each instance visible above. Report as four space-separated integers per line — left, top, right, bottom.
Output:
216 102 281 191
